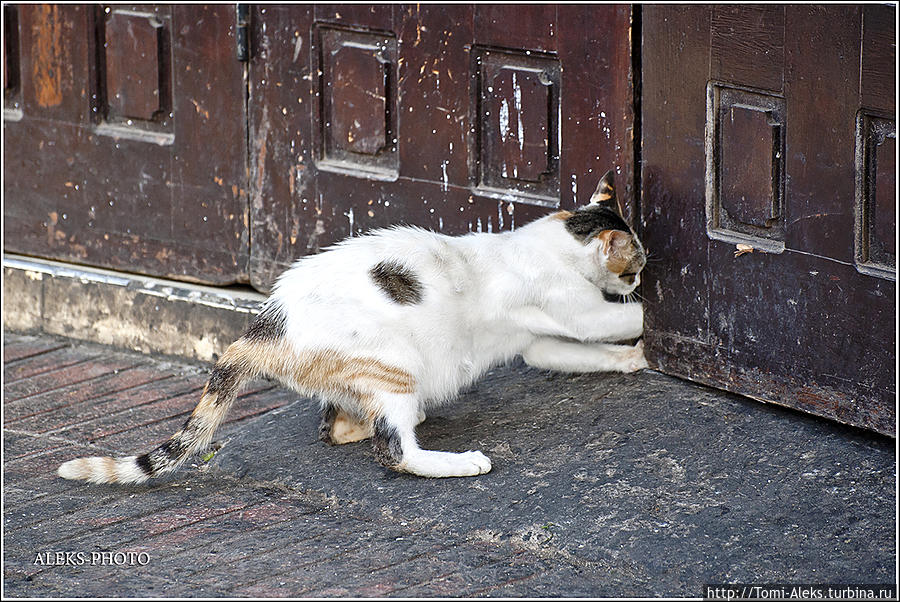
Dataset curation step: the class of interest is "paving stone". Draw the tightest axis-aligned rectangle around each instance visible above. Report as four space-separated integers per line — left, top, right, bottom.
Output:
5 441 106 484
156 508 333 581
397 550 557 597
5 356 143 403
7 481 253 577
3 429 63 462
473 564 611 597
5 365 168 428
4 344 90 382
210 363 897 594
8 565 212 598
305 540 512 597
90 385 290 453
2 335 68 364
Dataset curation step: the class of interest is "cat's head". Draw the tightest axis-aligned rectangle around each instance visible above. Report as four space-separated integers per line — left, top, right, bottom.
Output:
562 170 646 295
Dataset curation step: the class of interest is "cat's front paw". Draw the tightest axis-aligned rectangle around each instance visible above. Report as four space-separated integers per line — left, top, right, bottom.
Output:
462 450 493 475
621 340 649 373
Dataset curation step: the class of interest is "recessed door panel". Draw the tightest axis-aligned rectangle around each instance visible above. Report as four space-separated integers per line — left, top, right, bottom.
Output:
3 4 248 284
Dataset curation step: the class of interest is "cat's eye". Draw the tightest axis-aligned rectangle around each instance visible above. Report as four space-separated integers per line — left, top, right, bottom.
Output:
619 272 637 284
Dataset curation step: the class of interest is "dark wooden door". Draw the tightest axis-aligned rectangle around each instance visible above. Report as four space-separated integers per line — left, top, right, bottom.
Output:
641 6 896 435
246 4 635 290
3 4 248 284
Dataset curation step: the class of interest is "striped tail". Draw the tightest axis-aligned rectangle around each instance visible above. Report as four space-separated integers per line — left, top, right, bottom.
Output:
57 351 251 484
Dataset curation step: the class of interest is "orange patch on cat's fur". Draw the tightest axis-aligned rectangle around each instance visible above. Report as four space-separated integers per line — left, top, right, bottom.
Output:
197 339 417 431
330 410 374 444
549 210 574 220
219 338 415 423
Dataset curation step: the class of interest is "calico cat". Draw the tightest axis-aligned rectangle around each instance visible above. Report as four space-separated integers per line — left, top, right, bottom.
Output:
58 170 647 483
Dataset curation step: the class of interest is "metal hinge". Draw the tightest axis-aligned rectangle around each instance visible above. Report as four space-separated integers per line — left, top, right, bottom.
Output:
235 4 250 61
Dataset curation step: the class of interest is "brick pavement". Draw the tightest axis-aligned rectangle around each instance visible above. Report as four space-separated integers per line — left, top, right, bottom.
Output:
3 332 896 597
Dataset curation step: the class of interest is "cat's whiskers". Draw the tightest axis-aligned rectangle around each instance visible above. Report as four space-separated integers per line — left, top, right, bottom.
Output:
643 249 663 264
627 289 651 305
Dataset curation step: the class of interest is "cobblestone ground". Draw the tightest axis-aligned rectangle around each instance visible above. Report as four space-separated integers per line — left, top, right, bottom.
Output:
3 332 896 597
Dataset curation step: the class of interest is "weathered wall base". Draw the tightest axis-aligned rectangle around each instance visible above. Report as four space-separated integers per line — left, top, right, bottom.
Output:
3 255 265 362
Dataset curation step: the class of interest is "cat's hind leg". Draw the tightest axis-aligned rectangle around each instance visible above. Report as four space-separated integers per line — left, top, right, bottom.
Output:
319 404 374 445
317 401 423 446
522 338 648 373
372 393 491 478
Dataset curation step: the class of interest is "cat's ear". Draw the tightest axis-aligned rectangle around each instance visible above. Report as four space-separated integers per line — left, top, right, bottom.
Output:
596 229 635 273
596 229 633 255
588 170 619 212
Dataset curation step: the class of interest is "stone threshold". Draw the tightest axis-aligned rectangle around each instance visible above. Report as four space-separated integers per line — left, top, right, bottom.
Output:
3 254 265 363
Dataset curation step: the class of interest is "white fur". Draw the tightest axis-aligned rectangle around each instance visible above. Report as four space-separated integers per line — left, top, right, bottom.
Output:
273 217 642 403
269 212 646 477
57 456 148 484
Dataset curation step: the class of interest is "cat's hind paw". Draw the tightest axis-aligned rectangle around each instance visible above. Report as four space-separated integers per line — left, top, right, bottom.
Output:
399 449 492 478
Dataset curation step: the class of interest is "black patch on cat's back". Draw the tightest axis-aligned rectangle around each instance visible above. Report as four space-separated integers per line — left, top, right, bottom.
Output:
564 206 631 243
370 260 424 305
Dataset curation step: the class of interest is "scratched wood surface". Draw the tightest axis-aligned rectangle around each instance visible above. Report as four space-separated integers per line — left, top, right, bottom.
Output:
3 5 633 290
3 4 248 285
641 5 896 435
246 4 634 290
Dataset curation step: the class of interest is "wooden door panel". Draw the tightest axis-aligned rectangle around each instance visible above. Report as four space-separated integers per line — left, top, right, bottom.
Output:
641 7 712 346
396 4 472 188
557 5 637 222
473 46 561 202
15 5 90 122
3 4 248 285
710 5 785 93
784 7 862 264
708 85 786 248
315 25 398 177
642 5 896 435
474 5 557 54
246 4 314 289
861 6 895 115
248 4 634 291
4 5 24 112
858 5 896 280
